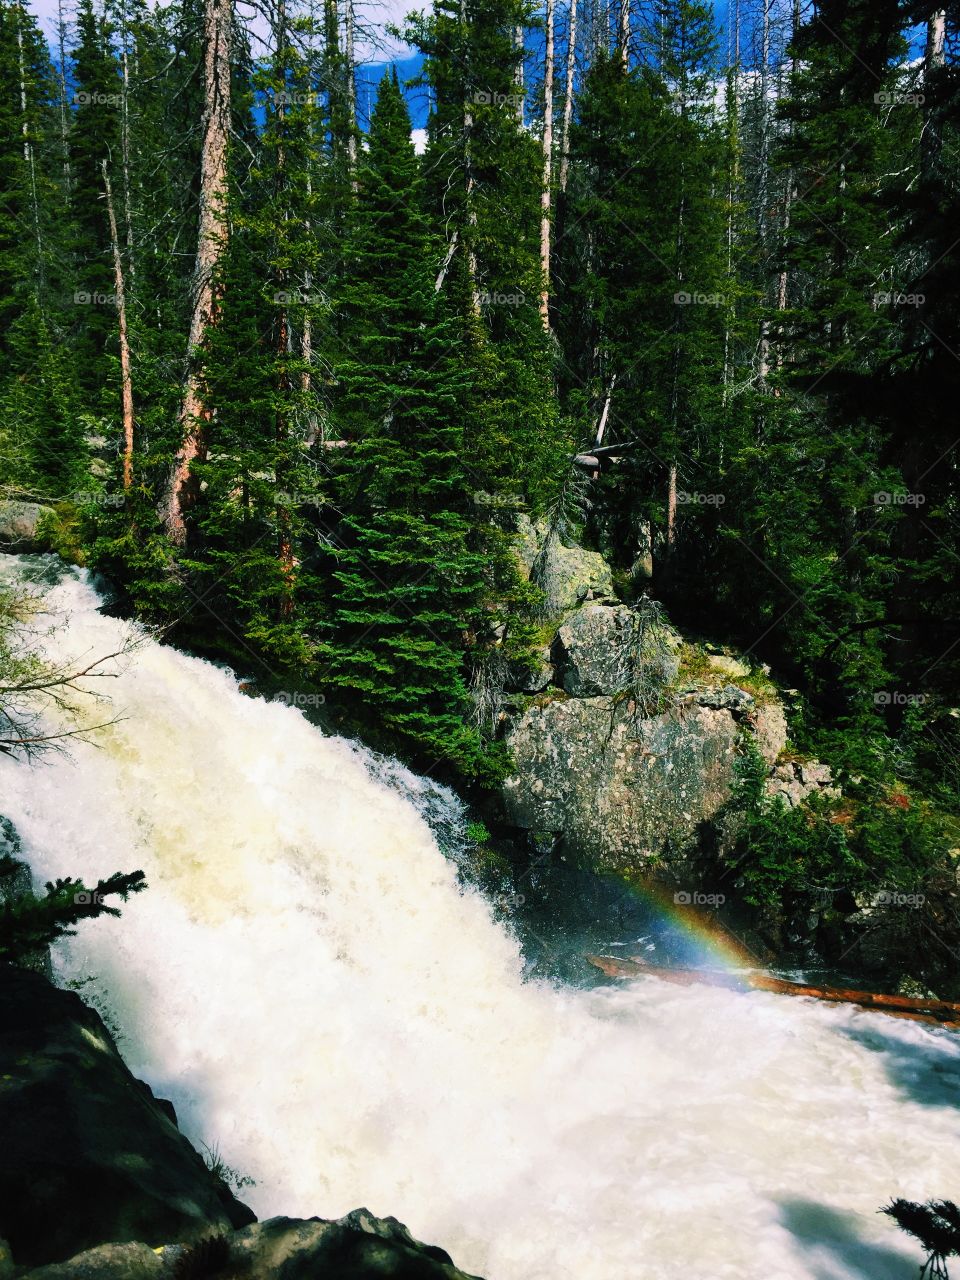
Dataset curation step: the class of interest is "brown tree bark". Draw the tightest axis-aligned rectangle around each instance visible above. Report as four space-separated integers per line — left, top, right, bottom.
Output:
161 0 231 543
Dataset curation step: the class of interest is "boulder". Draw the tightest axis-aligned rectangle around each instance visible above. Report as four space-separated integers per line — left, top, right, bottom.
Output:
555 604 680 698
22 1244 164 1280
23 1213 484 1280
513 515 615 615
0 967 255 1269
0 501 52 550
502 696 741 869
225 1211 483 1279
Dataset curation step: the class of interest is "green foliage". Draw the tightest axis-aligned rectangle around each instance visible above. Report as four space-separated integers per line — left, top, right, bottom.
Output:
725 743 859 911
0 868 147 963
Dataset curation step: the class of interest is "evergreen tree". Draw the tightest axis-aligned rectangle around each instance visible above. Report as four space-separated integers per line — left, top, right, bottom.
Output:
318 70 500 779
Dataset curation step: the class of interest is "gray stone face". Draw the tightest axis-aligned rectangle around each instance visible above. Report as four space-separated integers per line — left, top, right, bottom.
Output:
513 515 616 615
765 760 838 808
0 501 51 549
502 696 743 869
555 604 680 698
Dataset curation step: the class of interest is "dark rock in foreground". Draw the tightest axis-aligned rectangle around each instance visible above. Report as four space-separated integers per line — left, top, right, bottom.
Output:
20 1212 485 1279
0 965 255 1268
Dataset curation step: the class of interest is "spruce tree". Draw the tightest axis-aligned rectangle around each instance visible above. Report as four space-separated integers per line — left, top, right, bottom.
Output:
318 70 498 780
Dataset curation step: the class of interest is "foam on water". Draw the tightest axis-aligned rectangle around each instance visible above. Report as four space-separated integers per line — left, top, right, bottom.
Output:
2 560 958 1280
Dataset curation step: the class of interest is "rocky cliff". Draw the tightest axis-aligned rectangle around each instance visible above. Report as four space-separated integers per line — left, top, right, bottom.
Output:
499 531 836 872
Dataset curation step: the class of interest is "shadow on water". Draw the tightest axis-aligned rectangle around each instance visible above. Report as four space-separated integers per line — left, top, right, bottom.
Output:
836 1020 960 1111
777 1199 917 1280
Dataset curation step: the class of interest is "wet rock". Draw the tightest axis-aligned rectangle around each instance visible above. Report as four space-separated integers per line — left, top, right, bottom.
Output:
22 1243 164 1279
0 967 254 1269
227 1211 483 1279
22 1214 485 1280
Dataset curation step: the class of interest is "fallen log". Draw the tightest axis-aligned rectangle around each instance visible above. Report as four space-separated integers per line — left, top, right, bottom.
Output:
585 954 960 1030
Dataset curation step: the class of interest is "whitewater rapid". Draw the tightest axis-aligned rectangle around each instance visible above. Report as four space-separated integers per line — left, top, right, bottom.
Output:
1 560 958 1280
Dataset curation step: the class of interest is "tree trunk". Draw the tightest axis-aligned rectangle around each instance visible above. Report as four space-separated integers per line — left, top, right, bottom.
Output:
161 0 231 543
514 23 524 124
617 0 629 67
55 0 71 193
102 161 135 491
539 0 555 326
923 9 946 176
343 0 358 185
16 12 44 296
558 0 577 193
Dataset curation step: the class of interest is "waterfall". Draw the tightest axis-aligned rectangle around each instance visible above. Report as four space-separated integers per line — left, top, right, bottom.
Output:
2 557 959 1280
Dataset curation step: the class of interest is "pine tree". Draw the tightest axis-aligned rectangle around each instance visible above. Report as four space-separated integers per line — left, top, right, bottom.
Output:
318 70 499 779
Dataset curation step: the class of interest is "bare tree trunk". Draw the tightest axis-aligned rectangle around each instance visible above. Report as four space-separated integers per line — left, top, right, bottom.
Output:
343 0 358 185
756 0 772 387
161 0 231 543
55 0 71 193
539 0 555 326
514 24 524 124
120 42 136 285
102 161 135 491
665 462 677 555
923 9 946 176
617 0 629 67
558 0 577 193
16 12 44 295
461 0 480 313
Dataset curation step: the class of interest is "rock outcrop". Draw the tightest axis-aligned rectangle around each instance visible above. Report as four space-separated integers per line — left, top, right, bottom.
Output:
0 501 52 550
499 596 804 871
0 966 255 1269
20 1212 484 1280
765 758 839 808
513 514 616 614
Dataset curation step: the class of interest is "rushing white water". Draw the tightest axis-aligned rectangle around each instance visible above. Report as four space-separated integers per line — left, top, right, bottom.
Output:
2 559 959 1280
